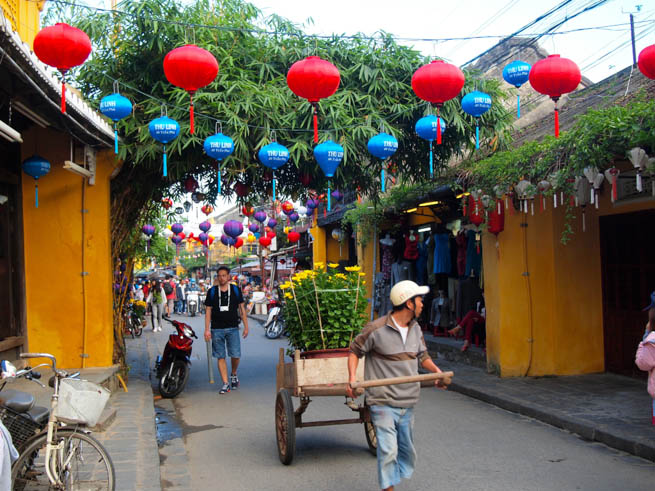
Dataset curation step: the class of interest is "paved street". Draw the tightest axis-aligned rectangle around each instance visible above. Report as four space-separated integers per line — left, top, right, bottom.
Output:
135 313 655 491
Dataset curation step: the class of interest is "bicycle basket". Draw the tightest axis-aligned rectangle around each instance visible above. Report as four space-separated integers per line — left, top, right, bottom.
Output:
54 379 110 426
0 406 42 449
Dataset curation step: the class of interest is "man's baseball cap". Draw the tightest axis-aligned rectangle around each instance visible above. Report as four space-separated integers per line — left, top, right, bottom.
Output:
390 281 429 307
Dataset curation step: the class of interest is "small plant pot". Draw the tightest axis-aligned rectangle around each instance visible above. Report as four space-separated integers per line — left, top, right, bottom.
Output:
299 348 350 359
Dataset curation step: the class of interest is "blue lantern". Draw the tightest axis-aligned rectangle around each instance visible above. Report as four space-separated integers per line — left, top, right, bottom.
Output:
367 133 398 193
204 128 234 195
415 115 447 177
314 140 344 211
22 155 50 208
99 86 132 154
502 60 531 118
149 111 180 177
258 140 290 201
461 91 492 150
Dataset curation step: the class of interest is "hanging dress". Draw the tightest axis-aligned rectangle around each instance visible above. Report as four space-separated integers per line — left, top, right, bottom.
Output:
465 229 482 277
434 233 451 274
416 240 428 285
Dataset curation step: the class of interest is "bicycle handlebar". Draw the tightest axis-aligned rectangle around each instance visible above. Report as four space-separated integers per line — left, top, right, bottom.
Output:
20 353 62 376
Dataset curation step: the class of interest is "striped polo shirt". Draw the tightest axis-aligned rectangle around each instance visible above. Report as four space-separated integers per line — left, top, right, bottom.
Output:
350 312 430 408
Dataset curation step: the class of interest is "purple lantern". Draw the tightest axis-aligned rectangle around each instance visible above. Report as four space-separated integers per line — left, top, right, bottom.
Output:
171 223 184 235
331 189 343 202
199 232 209 244
171 235 183 245
220 234 230 246
248 223 259 233
223 219 244 239
254 211 267 223
142 224 155 252
306 198 319 210
267 218 277 229
288 212 299 223
199 221 211 233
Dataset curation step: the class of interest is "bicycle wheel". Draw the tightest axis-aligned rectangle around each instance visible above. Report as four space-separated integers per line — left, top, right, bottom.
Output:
12 429 115 490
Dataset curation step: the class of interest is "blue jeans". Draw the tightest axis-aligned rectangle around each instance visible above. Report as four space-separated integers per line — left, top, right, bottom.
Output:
369 405 416 490
211 328 241 359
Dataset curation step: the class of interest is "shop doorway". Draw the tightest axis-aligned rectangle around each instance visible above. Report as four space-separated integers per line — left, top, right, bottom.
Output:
600 209 655 377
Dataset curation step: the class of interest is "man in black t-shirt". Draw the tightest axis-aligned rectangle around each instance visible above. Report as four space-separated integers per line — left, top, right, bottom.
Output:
204 266 249 394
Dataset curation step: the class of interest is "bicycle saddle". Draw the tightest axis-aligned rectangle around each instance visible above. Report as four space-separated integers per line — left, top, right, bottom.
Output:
26 405 49 424
0 389 35 413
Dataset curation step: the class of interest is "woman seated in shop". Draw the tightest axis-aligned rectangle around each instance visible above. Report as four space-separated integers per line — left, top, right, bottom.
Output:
449 303 486 352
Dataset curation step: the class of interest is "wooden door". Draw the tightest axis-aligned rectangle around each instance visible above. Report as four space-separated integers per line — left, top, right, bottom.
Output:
600 210 655 377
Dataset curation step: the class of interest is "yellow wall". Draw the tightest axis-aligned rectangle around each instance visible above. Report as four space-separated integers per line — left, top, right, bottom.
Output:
484 185 655 377
1 0 44 48
21 127 117 368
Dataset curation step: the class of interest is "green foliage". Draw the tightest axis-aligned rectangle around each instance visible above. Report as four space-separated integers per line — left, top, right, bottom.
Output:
281 264 367 353
132 213 176 267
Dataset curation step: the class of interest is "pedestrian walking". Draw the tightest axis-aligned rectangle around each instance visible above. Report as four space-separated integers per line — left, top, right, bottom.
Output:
204 265 249 394
346 280 446 491
163 275 176 316
635 290 655 425
147 279 166 332
176 281 186 314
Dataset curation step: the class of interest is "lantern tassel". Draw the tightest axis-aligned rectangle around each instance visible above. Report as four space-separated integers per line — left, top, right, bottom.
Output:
162 145 167 177
312 103 318 144
497 199 501 214
217 164 222 195
327 182 331 212
636 172 643 193
554 194 557 208
554 107 559 138
612 174 618 201
34 182 38 208
273 172 276 201
475 123 480 150
189 95 194 135
436 113 442 145
61 76 66 113
381 167 386 193
517 93 521 118
462 197 467 216
114 125 118 155
429 142 433 177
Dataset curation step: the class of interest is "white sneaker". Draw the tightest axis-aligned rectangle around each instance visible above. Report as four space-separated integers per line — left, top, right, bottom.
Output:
157 326 162 332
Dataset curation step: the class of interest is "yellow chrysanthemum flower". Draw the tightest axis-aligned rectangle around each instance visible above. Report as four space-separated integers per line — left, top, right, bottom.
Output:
345 266 361 272
328 263 339 268
313 262 325 270
284 292 293 299
279 282 291 290
359 272 366 277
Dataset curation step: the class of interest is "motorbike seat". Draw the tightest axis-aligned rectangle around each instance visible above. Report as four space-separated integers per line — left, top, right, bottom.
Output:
26 405 49 424
0 389 35 413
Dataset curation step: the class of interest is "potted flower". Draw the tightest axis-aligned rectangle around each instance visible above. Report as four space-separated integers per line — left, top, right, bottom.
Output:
280 263 367 358
132 300 148 326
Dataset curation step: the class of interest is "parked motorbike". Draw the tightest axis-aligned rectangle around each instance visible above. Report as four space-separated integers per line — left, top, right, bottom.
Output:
264 300 285 339
125 303 144 338
187 290 199 317
155 316 197 398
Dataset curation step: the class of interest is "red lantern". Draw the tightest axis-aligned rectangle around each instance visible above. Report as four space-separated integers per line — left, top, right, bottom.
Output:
267 230 276 240
163 45 219 134
184 176 199 193
411 60 465 144
234 237 244 249
468 195 484 226
235 182 249 198
259 236 271 248
488 200 505 235
529 55 581 138
33 23 92 113
162 197 173 209
178 232 186 240
300 173 312 186
242 204 254 216
287 56 340 143
201 204 214 216
281 201 294 214
208 236 214 245
638 45 655 79
288 231 300 243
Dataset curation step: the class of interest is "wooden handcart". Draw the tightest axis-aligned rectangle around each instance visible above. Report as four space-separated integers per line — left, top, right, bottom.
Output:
274 348 453 465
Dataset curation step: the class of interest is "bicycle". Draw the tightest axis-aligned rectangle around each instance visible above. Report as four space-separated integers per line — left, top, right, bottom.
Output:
8 353 115 490
123 303 144 339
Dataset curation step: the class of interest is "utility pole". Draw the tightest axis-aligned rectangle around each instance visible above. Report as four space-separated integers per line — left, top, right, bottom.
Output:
623 5 643 67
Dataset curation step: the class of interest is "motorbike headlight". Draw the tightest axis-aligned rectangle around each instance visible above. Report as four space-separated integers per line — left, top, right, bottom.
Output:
183 327 193 337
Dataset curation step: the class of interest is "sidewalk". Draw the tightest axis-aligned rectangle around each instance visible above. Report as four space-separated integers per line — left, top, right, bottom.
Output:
425 336 655 463
94 335 161 491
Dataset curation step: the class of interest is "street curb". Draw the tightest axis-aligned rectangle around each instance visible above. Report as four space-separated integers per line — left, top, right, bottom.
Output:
447 381 655 463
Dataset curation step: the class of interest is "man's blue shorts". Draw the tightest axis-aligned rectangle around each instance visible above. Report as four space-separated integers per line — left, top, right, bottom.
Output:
211 327 241 359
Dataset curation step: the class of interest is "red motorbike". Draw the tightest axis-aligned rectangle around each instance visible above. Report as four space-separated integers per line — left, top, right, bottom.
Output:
155 316 197 398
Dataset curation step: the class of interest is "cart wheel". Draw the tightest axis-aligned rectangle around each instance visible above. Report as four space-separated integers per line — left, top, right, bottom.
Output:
275 389 296 465
364 420 377 456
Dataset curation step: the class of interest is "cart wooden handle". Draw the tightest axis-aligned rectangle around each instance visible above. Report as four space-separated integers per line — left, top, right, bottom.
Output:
350 371 453 390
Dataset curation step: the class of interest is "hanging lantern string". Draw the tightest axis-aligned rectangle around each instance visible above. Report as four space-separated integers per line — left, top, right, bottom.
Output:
48 1 645 43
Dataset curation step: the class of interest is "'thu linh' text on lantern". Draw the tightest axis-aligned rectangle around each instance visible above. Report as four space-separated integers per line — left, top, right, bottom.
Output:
314 140 344 211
